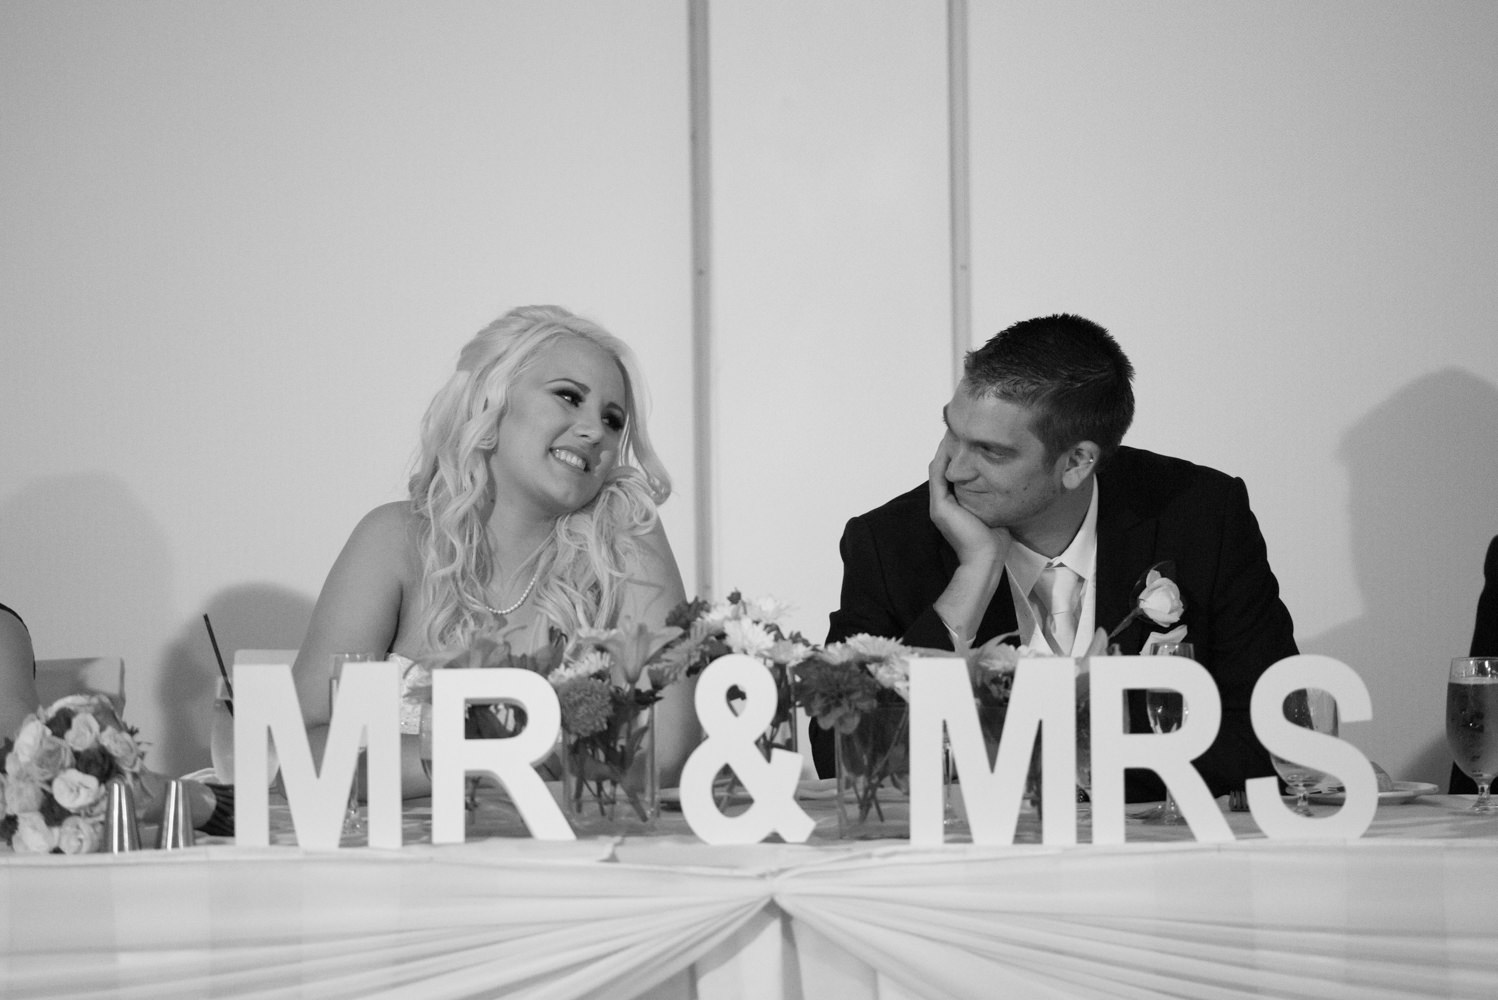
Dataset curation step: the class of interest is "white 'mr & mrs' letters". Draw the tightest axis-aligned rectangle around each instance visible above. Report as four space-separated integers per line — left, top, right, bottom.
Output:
231 652 1376 848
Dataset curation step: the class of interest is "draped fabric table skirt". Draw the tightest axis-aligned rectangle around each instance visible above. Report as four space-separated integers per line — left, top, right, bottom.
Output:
3 794 1497 1000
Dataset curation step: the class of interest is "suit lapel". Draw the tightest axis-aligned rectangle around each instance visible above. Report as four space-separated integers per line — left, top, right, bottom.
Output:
977 573 1019 645
1095 476 1158 653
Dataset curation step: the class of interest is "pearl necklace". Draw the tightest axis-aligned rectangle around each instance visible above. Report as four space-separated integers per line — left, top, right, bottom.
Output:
479 560 544 616
480 561 544 616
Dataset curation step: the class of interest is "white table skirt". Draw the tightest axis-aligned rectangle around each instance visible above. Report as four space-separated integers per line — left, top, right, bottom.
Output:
3 795 1497 1000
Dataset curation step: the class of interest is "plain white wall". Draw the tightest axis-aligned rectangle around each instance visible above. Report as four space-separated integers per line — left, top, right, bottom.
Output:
708 0 952 638
3 1 1495 787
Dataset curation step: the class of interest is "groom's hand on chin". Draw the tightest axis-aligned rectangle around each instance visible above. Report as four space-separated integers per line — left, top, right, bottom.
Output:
929 440 1008 646
927 439 1007 569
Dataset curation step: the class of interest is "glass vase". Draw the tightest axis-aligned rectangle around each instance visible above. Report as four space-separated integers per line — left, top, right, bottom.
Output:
561 703 658 835
945 699 1007 834
835 702 911 839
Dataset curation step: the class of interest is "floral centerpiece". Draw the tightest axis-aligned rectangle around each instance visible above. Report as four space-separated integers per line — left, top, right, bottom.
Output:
409 632 567 810
417 632 565 737
793 634 915 837
658 591 812 802
415 623 684 830
1 695 144 854
968 633 1021 739
549 621 681 829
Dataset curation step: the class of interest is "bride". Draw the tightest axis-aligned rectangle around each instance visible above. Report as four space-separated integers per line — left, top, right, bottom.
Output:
291 305 695 794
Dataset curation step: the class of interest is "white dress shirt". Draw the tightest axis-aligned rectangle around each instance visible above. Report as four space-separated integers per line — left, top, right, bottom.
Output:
1004 480 1099 656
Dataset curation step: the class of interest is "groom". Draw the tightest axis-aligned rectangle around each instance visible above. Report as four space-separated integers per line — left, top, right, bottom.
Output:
815 314 1299 801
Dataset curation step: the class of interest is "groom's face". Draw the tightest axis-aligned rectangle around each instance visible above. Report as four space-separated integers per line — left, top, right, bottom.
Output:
940 390 1067 532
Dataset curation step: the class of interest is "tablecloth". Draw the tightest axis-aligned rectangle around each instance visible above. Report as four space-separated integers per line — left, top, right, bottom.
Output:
3 793 1497 999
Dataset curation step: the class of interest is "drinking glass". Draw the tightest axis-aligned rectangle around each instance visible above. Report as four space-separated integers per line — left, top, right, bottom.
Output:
1139 642 1194 826
1075 670 1092 820
1270 687 1338 816
330 653 374 836
209 678 282 792
1446 657 1498 814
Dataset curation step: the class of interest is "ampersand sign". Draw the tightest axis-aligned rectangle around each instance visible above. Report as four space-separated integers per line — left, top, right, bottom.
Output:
678 654 815 844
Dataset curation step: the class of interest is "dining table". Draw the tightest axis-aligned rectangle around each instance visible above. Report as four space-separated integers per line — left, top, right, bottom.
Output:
2 782 1496 1000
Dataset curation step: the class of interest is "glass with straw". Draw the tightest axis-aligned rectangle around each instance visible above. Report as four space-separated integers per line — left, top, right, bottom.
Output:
330 653 374 836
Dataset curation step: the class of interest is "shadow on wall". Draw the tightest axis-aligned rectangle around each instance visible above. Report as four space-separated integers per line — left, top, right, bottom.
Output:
0 472 172 707
1306 368 1498 783
160 584 315 774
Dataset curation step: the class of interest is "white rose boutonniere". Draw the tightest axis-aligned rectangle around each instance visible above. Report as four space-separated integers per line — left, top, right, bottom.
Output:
1136 570 1184 627
1107 562 1186 641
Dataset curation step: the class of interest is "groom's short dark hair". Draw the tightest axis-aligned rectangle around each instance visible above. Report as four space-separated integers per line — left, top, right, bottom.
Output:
961 313 1136 461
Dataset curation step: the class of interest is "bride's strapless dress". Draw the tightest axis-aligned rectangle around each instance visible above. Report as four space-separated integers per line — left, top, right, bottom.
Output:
392 653 429 736
392 622 559 736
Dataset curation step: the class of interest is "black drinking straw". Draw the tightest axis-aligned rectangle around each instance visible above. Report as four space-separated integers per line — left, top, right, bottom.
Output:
203 613 233 715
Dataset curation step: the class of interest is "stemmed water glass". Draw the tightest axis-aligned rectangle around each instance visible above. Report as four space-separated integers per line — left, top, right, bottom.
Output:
942 733 961 829
1270 687 1339 816
210 676 280 791
1446 657 1498 814
330 653 373 836
1075 668 1093 821
1139 642 1194 826
1075 645 1123 822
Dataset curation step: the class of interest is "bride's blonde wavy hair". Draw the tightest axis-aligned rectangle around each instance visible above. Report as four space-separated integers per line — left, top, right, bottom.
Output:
407 305 671 653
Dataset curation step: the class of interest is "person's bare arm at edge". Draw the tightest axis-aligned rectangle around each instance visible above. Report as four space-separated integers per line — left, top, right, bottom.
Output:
615 519 697 788
928 439 1009 650
0 612 39 738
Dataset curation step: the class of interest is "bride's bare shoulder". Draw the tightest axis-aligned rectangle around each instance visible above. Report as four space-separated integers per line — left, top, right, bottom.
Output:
341 502 423 575
356 500 421 536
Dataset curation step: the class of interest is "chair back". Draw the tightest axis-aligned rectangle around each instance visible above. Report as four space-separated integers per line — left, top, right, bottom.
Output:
35 657 126 712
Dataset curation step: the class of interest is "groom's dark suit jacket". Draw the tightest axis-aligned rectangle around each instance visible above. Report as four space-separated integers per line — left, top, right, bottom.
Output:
815 445 1299 801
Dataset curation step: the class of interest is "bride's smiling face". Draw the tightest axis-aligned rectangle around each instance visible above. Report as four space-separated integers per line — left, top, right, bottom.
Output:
488 336 627 519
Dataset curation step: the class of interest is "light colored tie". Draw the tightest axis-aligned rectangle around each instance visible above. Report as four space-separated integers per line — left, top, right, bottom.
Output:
1035 563 1082 655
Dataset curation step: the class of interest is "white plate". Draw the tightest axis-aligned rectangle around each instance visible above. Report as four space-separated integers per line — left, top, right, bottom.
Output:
659 788 755 803
658 787 754 809
659 780 839 807
1306 780 1438 805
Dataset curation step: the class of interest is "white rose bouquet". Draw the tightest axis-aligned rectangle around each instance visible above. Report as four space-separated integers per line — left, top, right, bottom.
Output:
1 695 144 854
